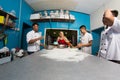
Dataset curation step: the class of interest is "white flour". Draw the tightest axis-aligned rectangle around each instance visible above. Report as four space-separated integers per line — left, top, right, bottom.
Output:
40 48 90 62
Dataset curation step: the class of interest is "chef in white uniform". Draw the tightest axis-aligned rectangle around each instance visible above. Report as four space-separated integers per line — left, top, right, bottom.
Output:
76 25 93 54
98 9 120 63
26 23 43 55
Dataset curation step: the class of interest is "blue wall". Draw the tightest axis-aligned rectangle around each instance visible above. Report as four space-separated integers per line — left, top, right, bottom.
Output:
19 0 34 48
0 0 34 49
0 0 91 52
0 0 20 48
92 27 104 55
21 10 90 50
38 10 90 44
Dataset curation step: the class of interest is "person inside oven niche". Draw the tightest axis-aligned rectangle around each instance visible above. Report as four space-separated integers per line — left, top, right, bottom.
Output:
57 31 73 47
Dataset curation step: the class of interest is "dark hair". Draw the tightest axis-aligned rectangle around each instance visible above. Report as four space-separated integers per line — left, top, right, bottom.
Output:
79 25 86 29
32 23 39 27
111 10 119 17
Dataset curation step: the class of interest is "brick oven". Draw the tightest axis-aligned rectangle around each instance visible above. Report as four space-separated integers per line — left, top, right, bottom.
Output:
45 28 78 46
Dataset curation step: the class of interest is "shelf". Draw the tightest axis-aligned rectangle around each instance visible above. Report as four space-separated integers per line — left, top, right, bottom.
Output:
0 9 18 33
31 18 75 23
0 10 17 20
0 55 11 64
0 33 6 40
0 23 4 26
0 23 15 28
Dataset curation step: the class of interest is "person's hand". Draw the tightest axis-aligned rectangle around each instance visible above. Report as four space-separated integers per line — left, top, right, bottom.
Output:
103 9 114 26
104 9 112 16
43 45 47 49
40 43 46 48
38 36 43 40
70 45 75 48
76 43 83 48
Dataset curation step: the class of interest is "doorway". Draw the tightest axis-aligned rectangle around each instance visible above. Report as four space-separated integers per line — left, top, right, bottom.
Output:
21 22 32 50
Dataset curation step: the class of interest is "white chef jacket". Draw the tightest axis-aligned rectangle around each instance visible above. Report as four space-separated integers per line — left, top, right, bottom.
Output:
26 30 41 52
81 32 93 54
99 18 120 60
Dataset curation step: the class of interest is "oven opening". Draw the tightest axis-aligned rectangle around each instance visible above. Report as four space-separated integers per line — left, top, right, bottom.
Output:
45 28 78 46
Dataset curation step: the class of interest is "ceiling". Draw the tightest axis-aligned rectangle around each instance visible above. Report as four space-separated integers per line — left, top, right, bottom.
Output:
25 0 110 14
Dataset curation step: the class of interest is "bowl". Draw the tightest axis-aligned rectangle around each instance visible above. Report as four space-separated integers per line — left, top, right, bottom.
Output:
58 44 66 48
53 41 58 45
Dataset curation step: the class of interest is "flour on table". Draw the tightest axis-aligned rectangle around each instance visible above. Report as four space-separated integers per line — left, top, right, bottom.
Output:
40 48 90 62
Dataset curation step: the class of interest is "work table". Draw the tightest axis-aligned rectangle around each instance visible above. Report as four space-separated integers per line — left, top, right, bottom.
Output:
0 48 120 80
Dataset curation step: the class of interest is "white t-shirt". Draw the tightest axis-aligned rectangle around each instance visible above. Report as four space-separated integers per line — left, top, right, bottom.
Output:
26 30 41 52
99 18 120 60
81 32 93 54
